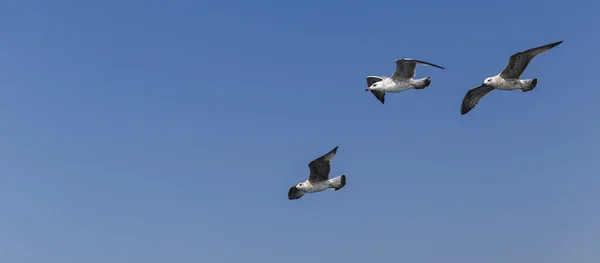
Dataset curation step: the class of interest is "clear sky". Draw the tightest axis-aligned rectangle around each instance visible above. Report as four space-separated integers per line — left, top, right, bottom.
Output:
1 0 599 262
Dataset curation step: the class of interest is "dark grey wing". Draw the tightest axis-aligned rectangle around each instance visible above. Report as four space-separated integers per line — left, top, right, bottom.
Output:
392 58 445 80
499 40 563 79
366 76 384 87
308 146 338 182
461 84 495 115
370 90 385 104
288 186 305 200
366 76 385 103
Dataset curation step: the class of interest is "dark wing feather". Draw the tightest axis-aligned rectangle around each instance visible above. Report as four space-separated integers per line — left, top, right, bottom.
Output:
499 41 563 79
366 76 386 104
366 76 384 87
308 146 338 182
392 59 445 80
288 186 305 200
370 90 385 104
461 84 495 115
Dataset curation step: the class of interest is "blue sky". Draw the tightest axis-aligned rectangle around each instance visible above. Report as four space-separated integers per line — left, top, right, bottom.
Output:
1 0 599 262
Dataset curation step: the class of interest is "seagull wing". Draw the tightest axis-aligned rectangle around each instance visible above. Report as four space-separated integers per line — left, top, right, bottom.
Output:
392 58 445 80
366 76 384 87
366 76 386 104
499 40 563 79
461 84 495 115
370 90 386 104
308 146 338 183
288 186 305 200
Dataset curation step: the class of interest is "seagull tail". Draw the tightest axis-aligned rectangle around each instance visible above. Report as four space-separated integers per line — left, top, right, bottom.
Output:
521 78 538 92
330 175 346 191
414 76 432 89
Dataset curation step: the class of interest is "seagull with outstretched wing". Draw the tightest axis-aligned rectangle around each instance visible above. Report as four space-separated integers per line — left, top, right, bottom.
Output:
288 146 346 200
365 58 446 104
461 40 563 115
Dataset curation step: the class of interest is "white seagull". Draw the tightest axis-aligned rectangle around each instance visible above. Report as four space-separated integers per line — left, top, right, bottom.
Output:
365 58 445 104
461 40 564 115
288 146 346 200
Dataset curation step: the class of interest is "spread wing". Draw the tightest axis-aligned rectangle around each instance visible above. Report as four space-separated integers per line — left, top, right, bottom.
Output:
308 146 338 183
366 76 384 87
288 186 305 200
392 58 445 80
370 90 385 104
366 76 386 104
461 84 495 115
499 40 563 79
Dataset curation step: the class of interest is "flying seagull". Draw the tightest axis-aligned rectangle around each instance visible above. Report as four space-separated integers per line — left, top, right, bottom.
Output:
288 146 346 200
365 58 445 104
461 40 564 115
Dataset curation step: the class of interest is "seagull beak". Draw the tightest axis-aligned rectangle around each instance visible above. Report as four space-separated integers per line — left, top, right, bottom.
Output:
365 88 370 91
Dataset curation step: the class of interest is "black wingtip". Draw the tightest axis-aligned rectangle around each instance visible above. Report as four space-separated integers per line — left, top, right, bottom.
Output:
461 100 471 115
433 64 446 70
287 187 295 200
369 90 385 104
332 146 339 153
542 40 564 50
288 186 301 200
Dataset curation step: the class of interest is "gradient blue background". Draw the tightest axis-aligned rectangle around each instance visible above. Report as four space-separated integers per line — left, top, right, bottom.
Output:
1 0 599 262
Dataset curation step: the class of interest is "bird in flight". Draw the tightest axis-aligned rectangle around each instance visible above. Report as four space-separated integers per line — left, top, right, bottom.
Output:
288 146 346 200
461 40 564 115
365 58 446 104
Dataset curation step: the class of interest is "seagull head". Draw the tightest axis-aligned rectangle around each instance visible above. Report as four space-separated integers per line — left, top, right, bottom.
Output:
366 82 381 91
296 182 307 190
483 77 494 85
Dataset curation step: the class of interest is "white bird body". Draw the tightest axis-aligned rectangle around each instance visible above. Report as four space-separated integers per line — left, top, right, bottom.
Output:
371 78 430 93
485 75 533 91
295 175 346 193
